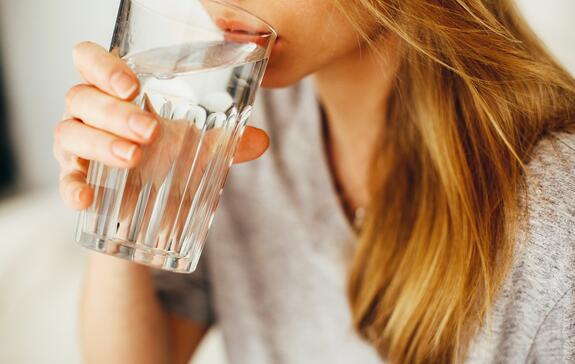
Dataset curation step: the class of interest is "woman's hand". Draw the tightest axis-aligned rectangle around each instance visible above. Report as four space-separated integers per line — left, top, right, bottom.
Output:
53 41 270 211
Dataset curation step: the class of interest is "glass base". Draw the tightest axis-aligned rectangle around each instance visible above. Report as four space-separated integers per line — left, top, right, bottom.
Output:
77 231 198 273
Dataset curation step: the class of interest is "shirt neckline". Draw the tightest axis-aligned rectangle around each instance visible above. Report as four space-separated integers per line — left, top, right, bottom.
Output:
302 78 360 241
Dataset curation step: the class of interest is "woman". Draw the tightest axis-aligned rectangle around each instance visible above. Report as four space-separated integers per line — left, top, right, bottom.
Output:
53 0 575 363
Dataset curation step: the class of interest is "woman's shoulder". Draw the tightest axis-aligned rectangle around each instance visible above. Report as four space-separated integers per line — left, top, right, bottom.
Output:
509 131 575 362
467 133 575 363
523 131 575 233
516 130 575 289
510 130 575 306
526 131 575 180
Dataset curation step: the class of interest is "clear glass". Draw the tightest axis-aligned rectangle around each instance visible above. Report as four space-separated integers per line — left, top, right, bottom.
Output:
75 0 276 273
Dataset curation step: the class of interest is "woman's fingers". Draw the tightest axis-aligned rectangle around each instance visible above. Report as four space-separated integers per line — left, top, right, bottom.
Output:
234 126 270 164
65 84 158 144
55 118 142 169
55 119 268 169
55 117 267 211
59 170 94 210
53 138 88 172
53 136 92 210
72 41 139 100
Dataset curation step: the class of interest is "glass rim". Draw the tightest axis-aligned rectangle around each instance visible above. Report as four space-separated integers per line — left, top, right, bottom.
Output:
129 0 278 42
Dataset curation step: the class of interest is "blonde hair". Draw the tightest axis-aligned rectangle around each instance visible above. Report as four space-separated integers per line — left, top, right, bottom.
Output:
332 0 575 362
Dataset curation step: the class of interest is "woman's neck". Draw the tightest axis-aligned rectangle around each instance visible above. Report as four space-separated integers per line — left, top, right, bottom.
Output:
313 36 401 212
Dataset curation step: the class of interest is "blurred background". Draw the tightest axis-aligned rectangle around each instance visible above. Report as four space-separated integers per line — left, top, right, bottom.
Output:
0 0 573 363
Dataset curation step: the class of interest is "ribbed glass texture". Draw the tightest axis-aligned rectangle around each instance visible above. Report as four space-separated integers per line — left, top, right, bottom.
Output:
75 0 276 273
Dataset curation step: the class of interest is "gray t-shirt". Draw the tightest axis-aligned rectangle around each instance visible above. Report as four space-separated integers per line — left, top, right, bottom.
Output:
154 78 575 363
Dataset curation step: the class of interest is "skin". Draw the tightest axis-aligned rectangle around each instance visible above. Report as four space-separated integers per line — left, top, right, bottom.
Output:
53 1 400 362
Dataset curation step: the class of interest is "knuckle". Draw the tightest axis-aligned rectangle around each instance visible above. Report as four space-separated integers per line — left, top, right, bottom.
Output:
65 84 87 112
84 133 101 157
98 50 122 74
52 141 62 160
102 98 124 122
59 176 70 196
64 186 78 207
58 170 68 182
53 120 68 145
72 41 95 60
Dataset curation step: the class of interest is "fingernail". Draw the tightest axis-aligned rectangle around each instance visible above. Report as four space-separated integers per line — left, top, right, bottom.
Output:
110 71 137 99
111 140 137 161
128 113 157 140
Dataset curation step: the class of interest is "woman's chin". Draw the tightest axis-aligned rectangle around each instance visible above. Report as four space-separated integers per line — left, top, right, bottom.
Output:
261 67 303 89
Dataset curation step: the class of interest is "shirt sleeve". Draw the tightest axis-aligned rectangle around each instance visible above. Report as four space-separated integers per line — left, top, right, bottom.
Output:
151 252 216 325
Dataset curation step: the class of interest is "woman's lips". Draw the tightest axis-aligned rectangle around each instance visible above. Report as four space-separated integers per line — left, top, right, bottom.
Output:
216 19 270 35
215 18 278 49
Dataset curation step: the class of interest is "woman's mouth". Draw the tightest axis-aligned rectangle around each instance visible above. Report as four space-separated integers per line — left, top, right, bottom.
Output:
216 19 271 35
215 18 278 49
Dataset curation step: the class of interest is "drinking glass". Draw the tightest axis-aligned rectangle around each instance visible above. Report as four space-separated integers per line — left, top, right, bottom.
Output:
75 0 276 273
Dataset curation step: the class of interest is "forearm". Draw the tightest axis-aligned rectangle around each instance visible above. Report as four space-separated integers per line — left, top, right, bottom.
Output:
79 253 171 364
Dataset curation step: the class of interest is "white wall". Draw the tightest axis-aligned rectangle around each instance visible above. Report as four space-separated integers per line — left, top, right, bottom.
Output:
0 0 119 189
0 0 574 189
516 0 575 72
